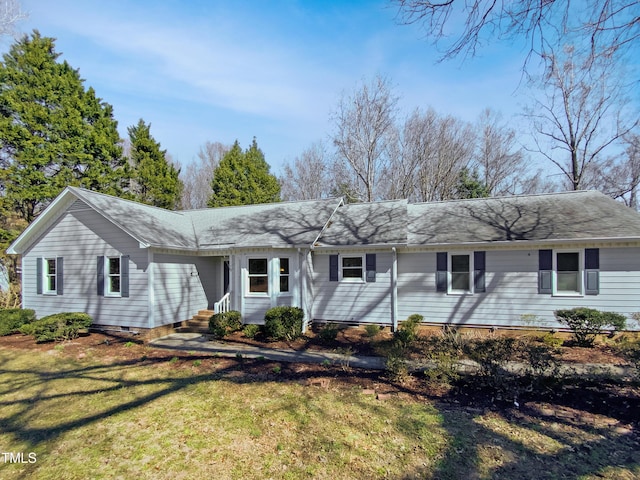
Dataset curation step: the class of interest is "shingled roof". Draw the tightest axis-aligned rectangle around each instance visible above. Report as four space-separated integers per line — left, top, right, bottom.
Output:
8 187 640 256
408 190 640 245
315 200 408 247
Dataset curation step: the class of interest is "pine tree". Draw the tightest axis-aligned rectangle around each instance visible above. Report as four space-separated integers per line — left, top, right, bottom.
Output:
208 138 281 207
0 31 127 222
127 119 182 209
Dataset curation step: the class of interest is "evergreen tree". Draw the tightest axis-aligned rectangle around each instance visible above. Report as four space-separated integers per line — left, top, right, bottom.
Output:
127 119 182 210
455 168 491 199
208 138 281 207
0 31 126 222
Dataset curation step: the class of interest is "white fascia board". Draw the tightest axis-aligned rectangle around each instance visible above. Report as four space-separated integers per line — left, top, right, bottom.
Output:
6 187 77 255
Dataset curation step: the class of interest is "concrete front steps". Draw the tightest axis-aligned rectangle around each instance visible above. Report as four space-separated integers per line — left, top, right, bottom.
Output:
179 309 214 334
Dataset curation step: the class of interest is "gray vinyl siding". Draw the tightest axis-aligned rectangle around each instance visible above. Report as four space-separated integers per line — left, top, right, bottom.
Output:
312 252 393 325
152 255 221 327
397 248 640 329
22 200 149 328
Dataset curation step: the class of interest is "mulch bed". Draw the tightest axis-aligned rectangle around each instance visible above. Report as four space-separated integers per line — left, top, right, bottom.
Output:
1 329 639 428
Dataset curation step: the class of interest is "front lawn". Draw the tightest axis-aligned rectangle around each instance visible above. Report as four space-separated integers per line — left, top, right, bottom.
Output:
0 334 638 479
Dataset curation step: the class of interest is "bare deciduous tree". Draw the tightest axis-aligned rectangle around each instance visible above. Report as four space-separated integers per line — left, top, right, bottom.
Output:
180 141 229 209
592 133 640 209
473 108 527 195
387 108 475 202
279 141 331 201
526 44 638 191
1 0 26 37
393 0 640 71
331 75 399 202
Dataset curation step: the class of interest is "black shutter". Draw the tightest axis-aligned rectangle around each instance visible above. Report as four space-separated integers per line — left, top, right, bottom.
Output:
121 256 130 298
584 248 599 295
366 253 376 282
97 256 105 296
56 257 63 296
474 251 486 293
329 255 338 282
436 252 447 292
36 257 43 295
538 249 552 294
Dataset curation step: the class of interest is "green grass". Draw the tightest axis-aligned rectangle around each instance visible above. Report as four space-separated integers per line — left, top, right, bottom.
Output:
0 348 638 479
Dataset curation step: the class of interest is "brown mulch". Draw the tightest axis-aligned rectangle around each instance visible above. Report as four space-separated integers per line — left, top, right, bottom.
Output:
1 329 638 427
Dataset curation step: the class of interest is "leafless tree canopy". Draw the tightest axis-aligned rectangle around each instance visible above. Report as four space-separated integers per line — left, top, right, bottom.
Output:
180 141 229 209
331 75 399 202
526 44 639 191
393 0 640 69
0 0 26 37
279 142 331 201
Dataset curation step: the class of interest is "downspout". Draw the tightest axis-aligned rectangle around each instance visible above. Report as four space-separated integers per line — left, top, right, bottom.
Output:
298 247 307 333
148 250 155 329
391 247 398 332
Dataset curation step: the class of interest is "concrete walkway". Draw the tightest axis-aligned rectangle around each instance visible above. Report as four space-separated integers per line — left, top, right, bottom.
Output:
150 333 636 379
150 333 387 370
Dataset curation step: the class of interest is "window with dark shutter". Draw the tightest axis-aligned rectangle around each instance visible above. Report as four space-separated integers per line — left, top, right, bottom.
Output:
474 251 485 293
584 248 599 295
366 254 376 282
538 250 552 294
329 255 338 282
436 252 447 292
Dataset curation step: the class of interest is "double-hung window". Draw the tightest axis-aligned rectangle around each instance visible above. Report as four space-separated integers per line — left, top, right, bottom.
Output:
450 254 471 293
436 251 485 294
341 256 364 282
106 257 121 296
539 249 597 296
248 258 268 294
37 257 62 295
556 251 580 294
97 255 129 298
44 258 57 294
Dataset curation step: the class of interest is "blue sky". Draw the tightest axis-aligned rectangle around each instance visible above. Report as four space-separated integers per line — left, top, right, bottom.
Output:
5 0 530 173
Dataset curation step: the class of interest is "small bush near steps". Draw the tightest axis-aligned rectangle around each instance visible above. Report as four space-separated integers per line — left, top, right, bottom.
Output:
209 311 242 339
19 312 92 343
242 323 261 339
264 306 304 341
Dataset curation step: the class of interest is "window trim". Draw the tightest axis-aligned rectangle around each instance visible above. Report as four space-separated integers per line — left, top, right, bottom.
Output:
105 256 122 297
247 257 269 296
448 252 474 295
43 257 57 295
340 255 365 283
552 249 583 297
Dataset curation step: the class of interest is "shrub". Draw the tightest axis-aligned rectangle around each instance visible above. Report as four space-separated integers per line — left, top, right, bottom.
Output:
19 312 92 343
393 314 423 350
318 322 340 343
463 337 517 378
242 323 261 339
0 308 36 336
264 306 304 341
554 307 627 347
209 310 242 339
386 353 410 383
541 332 564 349
364 324 382 338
